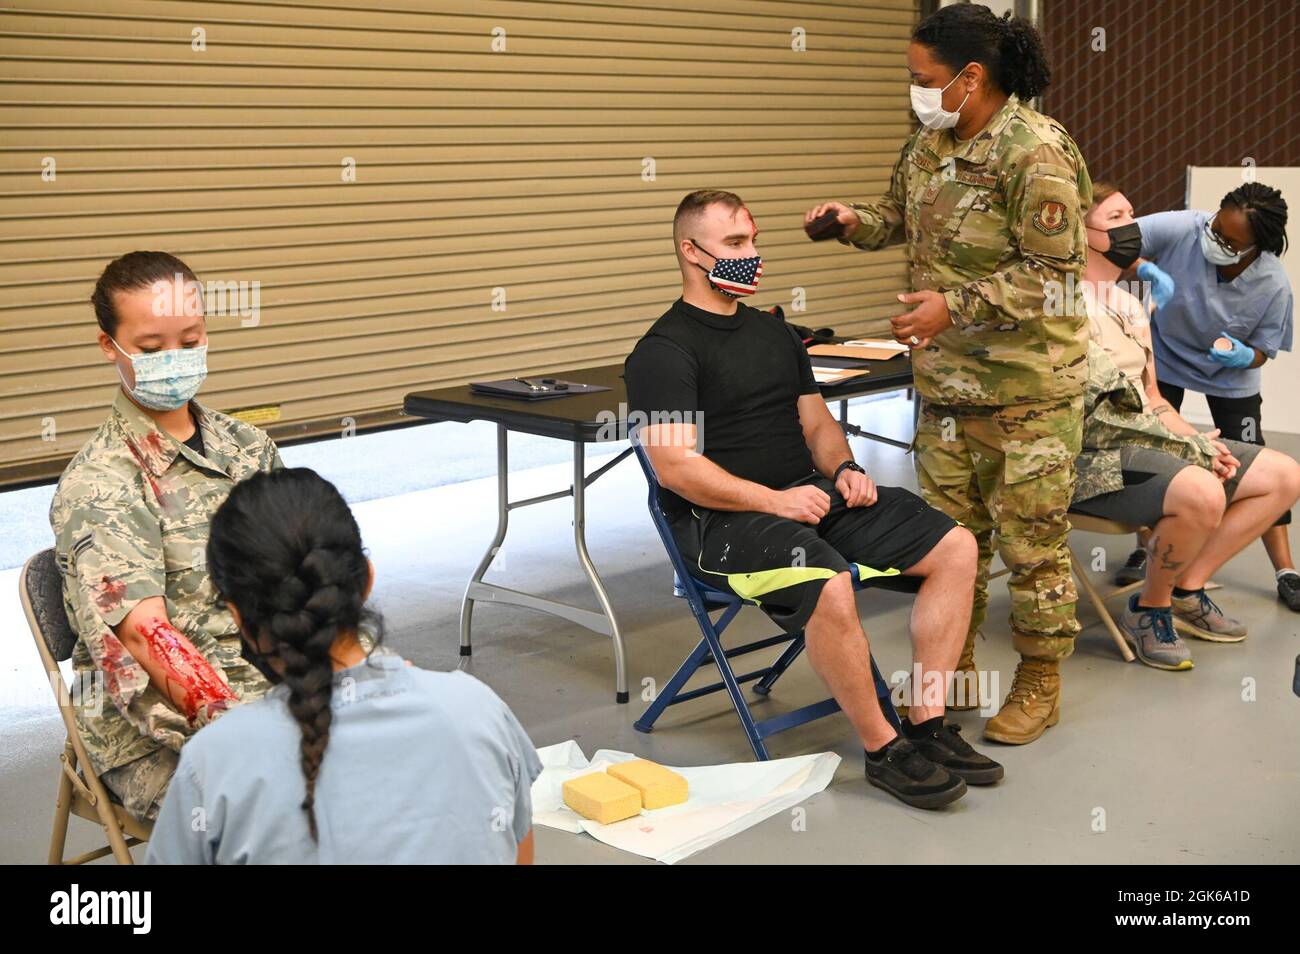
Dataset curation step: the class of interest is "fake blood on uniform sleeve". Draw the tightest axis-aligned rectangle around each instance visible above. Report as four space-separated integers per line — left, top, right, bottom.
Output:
99 630 133 701
93 576 126 614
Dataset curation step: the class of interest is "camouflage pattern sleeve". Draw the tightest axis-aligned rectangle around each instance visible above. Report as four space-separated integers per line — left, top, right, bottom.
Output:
842 132 915 251
1075 343 1219 502
51 479 195 753
943 141 1089 330
265 438 284 471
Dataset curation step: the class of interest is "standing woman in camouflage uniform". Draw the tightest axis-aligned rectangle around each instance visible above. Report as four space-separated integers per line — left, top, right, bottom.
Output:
805 4 1091 744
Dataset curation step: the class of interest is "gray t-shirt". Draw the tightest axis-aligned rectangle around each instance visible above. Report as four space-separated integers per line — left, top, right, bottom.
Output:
145 651 543 864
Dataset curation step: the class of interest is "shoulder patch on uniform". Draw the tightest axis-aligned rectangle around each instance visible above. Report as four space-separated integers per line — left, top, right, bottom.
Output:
1031 199 1068 235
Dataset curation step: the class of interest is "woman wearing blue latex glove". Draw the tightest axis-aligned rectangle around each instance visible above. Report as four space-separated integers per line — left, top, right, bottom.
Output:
1122 183 1299 610
1135 260 1175 309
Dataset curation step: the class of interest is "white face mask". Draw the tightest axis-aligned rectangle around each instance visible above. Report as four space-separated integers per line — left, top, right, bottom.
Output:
910 70 970 130
111 338 208 411
1199 220 1252 266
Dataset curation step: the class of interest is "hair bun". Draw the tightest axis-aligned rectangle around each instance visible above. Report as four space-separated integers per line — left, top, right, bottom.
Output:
912 3 1051 103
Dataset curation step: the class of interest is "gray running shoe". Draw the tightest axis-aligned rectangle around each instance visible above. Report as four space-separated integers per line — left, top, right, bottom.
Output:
1118 595 1194 671
1171 589 1248 643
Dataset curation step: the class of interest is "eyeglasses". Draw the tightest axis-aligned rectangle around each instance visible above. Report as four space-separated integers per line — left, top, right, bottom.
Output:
1206 219 1254 256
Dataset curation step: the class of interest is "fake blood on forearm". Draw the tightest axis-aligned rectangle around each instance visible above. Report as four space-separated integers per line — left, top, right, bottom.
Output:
137 617 237 723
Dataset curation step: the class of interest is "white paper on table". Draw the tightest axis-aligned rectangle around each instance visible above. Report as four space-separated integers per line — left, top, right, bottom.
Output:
811 367 866 384
842 338 909 352
530 741 841 864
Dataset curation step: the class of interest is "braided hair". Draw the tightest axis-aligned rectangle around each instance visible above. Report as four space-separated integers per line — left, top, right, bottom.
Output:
207 467 382 841
913 3 1051 101
1221 182 1289 256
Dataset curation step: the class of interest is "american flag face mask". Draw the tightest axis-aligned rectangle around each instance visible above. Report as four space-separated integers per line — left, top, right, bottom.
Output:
690 239 763 298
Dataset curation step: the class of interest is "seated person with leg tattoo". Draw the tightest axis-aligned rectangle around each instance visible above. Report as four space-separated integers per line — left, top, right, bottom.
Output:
1074 343 1300 669
1085 182 1300 599
624 190 1001 809
49 252 282 821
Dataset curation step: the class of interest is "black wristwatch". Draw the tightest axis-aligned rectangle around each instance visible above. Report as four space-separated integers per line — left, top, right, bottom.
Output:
834 460 865 481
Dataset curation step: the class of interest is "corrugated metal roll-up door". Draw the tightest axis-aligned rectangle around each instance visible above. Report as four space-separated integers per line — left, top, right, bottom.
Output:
0 0 917 487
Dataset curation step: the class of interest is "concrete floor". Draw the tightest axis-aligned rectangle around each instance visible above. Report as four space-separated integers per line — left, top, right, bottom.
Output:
2 396 1298 864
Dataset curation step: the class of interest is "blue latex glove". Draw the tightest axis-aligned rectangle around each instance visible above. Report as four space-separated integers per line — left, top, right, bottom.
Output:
1135 261 1175 308
1207 333 1254 368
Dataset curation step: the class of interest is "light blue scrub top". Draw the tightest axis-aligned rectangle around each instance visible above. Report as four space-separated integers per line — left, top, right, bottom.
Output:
145 649 543 864
1137 209 1293 398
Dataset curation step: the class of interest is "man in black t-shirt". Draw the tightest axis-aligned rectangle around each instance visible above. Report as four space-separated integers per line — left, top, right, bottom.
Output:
625 190 1000 809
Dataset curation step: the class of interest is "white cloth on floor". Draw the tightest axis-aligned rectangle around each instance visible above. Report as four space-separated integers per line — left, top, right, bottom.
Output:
531 740 840 864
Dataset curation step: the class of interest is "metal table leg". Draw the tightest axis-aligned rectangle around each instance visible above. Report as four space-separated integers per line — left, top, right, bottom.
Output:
572 440 629 703
459 422 509 657
458 425 631 703
834 393 915 451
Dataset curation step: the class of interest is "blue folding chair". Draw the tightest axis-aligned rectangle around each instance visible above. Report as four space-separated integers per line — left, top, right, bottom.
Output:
630 428 906 761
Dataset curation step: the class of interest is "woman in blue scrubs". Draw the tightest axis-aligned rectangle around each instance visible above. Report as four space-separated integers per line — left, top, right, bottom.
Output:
1131 183 1298 609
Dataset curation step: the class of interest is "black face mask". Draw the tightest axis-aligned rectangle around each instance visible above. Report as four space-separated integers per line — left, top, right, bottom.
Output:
240 633 282 685
1098 222 1142 268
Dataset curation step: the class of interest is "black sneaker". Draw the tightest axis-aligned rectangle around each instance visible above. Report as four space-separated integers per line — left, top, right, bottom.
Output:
864 737 967 809
906 721 1005 785
1279 573 1300 612
1113 548 1147 586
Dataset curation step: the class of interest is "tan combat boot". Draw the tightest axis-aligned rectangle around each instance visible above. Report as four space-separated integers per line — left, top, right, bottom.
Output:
983 657 1060 744
896 631 981 719
947 630 980 711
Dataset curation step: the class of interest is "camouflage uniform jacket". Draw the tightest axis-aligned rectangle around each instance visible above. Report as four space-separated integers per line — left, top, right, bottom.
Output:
843 94 1092 407
49 388 282 775
1074 342 1218 503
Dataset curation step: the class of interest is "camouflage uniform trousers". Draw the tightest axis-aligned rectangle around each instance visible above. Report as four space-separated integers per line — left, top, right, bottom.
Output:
913 395 1084 660
100 746 179 822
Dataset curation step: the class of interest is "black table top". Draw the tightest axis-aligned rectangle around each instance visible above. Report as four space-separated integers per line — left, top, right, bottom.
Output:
403 354 913 443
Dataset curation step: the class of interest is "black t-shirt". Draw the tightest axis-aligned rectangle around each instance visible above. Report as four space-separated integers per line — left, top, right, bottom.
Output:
623 297 820 523
182 414 205 458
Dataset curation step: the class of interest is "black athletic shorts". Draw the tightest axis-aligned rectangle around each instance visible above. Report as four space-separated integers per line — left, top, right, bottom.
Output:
1158 382 1290 526
1071 440 1260 528
669 472 957 635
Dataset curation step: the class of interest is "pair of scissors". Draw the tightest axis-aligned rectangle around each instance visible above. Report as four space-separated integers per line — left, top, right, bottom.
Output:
513 377 570 391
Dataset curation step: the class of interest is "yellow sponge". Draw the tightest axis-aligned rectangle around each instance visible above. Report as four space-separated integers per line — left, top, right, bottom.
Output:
607 759 689 810
562 771 642 824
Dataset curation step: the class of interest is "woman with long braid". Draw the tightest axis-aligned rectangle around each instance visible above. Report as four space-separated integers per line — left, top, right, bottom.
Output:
146 468 541 864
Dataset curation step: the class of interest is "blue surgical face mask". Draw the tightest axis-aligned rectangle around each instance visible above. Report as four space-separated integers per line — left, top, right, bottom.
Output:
111 339 208 411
